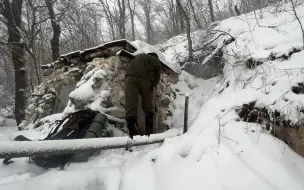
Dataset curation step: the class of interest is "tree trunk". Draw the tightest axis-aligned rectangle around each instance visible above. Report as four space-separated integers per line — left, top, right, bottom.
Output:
176 4 185 33
118 0 126 39
176 0 193 62
234 5 241 16
228 0 234 15
3 0 29 125
45 0 61 61
146 13 152 43
141 0 153 44
189 0 202 28
208 0 215 22
127 0 136 40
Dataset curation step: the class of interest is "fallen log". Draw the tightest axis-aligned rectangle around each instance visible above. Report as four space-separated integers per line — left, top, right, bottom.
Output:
0 129 180 159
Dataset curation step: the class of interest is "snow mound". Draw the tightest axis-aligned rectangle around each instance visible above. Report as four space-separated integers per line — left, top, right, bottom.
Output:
214 2 304 124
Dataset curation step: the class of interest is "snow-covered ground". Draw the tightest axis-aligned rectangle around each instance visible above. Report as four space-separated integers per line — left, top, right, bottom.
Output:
2 1 304 189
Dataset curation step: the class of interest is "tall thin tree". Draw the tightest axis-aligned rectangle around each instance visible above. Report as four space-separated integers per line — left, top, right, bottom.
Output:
127 0 136 40
1 0 29 125
176 0 193 62
45 0 61 61
208 0 215 22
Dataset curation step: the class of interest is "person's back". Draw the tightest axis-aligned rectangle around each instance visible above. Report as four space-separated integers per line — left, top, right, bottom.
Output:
124 53 162 139
125 53 161 85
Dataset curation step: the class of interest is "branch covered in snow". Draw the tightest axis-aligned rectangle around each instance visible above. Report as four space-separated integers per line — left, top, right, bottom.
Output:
0 130 180 159
201 37 235 65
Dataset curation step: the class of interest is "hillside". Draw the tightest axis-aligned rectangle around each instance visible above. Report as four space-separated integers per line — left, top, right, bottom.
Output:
1 1 304 189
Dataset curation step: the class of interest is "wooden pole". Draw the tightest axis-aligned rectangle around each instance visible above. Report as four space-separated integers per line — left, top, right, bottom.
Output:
184 94 189 133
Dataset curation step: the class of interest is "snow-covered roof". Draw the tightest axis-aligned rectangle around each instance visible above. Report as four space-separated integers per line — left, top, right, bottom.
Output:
41 39 181 76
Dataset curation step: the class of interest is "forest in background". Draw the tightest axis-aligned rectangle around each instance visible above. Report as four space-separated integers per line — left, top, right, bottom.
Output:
0 0 283 124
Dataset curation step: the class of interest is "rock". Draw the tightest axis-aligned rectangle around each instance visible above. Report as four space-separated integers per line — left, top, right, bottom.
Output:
292 83 304 94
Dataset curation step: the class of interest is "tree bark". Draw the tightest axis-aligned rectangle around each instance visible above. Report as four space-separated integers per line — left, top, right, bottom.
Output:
176 0 193 62
118 0 126 39
208 0 215 22
45 0 61 61
2 0 29 125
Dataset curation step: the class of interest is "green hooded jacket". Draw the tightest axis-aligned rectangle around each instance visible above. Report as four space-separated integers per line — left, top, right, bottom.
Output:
125 53 161 86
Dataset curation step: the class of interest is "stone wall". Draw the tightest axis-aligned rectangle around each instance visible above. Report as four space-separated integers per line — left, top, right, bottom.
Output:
25 56 178 134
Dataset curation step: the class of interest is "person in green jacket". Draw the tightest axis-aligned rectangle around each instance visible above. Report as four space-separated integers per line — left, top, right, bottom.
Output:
125 52 162 139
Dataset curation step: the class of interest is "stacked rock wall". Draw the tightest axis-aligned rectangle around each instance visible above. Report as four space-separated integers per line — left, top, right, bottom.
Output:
24 56 178 134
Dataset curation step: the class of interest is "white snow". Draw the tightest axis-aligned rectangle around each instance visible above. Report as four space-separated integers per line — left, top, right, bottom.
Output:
167 71 217 129
2 2 304 190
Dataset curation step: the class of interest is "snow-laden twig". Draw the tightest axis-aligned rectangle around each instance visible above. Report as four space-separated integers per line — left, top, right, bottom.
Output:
201 37 234 65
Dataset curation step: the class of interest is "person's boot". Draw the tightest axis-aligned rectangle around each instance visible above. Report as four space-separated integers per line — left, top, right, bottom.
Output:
145 112 154 137
126 117 138 139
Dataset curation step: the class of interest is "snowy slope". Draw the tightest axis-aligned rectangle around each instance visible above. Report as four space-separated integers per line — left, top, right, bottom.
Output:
2 2 304 189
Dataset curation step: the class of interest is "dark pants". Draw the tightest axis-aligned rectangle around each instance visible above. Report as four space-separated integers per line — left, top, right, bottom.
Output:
125 76 154 117
125 76 154 137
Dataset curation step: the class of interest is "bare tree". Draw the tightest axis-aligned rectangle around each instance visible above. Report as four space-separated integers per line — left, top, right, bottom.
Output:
117 0 126 39
100 0 116 40
1 0 29 125
45 0 61 61
137 0 154 43
290 0 304 48
208 0 215 22
176 0 193 62
0 50 14 93
24 0 44 85
189 0 202 28
127 0 136 40
99 0 126 40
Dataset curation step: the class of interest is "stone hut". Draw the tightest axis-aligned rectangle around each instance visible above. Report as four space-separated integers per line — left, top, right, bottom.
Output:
24 40 179 135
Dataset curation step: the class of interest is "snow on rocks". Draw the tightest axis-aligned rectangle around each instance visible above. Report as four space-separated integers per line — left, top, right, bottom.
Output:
158 29 226 79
